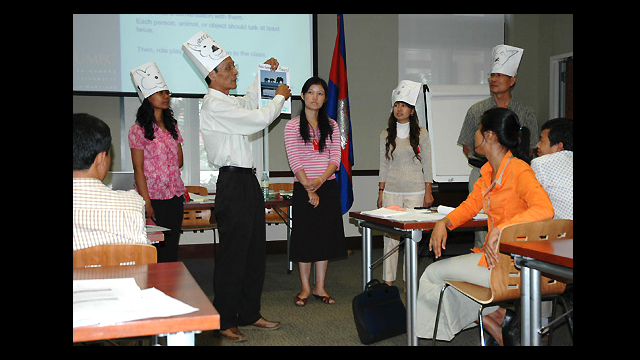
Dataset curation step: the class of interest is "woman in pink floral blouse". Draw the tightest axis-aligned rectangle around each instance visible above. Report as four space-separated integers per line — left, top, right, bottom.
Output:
129 89 185 262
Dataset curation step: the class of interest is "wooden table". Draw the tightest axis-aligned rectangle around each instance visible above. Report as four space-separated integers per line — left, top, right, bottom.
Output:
501 238 573 269
500 238 573 346
349 211 487 346
73 262 219 345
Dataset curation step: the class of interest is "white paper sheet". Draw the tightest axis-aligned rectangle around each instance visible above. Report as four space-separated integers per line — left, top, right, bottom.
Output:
73 278 198 328
437 205 488 220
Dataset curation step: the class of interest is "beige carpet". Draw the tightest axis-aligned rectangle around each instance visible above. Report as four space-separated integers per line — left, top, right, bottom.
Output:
182 247 573 346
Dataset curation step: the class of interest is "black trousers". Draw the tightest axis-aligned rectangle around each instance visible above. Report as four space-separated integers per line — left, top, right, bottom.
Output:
150 195 184 263
213 170 266 330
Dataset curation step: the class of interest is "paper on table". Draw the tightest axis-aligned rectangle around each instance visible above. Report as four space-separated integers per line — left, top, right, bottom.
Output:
436 205 455 215
360 207 441 222
360 207 407 217
361 205 487 222
387 211 446 222
188 193 215 203
437 205 488 220
73 278 198 328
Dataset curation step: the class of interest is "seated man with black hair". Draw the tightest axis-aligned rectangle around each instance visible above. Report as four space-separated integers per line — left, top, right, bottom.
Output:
73 113 148 250
532 117 573 220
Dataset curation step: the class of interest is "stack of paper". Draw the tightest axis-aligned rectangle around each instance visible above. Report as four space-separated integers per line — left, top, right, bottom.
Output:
360 207 408 218
361 207 445 222
188 193 215 203
360 205 487 222
387 211 447 222
73 278 198 328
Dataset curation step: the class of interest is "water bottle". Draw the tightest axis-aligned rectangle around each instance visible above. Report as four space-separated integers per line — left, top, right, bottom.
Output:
261 171 269 201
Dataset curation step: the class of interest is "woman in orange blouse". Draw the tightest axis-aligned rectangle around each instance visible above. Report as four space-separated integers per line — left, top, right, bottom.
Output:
416 108 553 345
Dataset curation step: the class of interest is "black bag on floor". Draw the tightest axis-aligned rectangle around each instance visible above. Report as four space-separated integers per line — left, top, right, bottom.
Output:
352 279 406 344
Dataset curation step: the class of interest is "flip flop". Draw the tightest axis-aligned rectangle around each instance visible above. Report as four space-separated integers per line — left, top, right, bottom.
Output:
313 294 335 304
294 295 308 307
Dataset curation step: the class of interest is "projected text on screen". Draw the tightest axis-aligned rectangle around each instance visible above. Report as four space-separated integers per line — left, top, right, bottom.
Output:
73 14 314 96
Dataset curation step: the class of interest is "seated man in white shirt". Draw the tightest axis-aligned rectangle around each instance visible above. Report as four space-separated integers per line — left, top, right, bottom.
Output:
73 113 148 250
531 117 573 220
531 117 573 330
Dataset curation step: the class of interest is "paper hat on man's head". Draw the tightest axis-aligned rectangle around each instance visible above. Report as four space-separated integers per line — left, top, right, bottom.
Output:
182 30 230 78
491 44 524 77
391 80 427 128
130 62 170 101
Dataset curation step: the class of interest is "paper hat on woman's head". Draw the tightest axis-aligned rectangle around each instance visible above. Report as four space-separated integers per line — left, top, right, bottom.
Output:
182 30 230 78
392 80 423 106
130 62 170 101
391 80 427 128
491 44 524 77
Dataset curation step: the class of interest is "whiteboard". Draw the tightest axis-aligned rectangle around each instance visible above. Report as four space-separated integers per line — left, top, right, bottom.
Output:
425 84 490 183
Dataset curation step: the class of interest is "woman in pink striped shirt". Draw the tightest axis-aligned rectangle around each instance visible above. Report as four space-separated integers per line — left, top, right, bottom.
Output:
284 77 347 307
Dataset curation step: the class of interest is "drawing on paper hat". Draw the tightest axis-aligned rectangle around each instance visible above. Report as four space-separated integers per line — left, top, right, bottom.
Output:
130 62 170 101
392 80 422 107
391 80 427 129
491 44 523 77
182 30 230 78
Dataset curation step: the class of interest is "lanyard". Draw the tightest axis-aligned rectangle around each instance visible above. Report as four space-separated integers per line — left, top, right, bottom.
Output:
482 155 513 230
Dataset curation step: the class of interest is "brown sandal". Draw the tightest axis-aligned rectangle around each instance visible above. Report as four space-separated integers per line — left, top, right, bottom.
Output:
313 294 336 304
294 295 308 307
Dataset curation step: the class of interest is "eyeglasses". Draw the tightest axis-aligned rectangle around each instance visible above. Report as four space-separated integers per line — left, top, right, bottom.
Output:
219 62 238 72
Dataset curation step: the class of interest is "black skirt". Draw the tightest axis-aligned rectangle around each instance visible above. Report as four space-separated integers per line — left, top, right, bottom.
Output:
290 179 347 263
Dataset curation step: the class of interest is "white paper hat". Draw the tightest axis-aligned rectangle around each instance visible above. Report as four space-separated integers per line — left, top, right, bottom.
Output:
182 30 230 78
130 62 170 101
392 80 422 107
491 44 524 77
391 80 427 128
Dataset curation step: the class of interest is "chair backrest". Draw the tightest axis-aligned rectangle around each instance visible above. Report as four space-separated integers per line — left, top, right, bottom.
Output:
183 208 214 227
185 185 208 196
269 183 293 192
265 183 293 223
489 219 572 303
73 244 157 269
183 186 215 229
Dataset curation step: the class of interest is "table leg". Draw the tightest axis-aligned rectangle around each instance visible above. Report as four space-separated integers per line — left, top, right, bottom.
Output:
362 225 372 291
405 229 420 346
164 331 197 346
521 264 531 346
530 266 541 346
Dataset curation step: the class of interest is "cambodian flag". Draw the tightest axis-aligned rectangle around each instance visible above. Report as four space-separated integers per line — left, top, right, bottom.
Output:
326 14 354 215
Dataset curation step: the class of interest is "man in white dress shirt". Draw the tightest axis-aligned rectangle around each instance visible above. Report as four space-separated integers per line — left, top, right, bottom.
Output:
531 118 573 220
183 31 291 342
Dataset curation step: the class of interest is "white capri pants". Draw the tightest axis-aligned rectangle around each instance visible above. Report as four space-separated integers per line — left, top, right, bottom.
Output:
415 252 498 340
380 191 424 283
